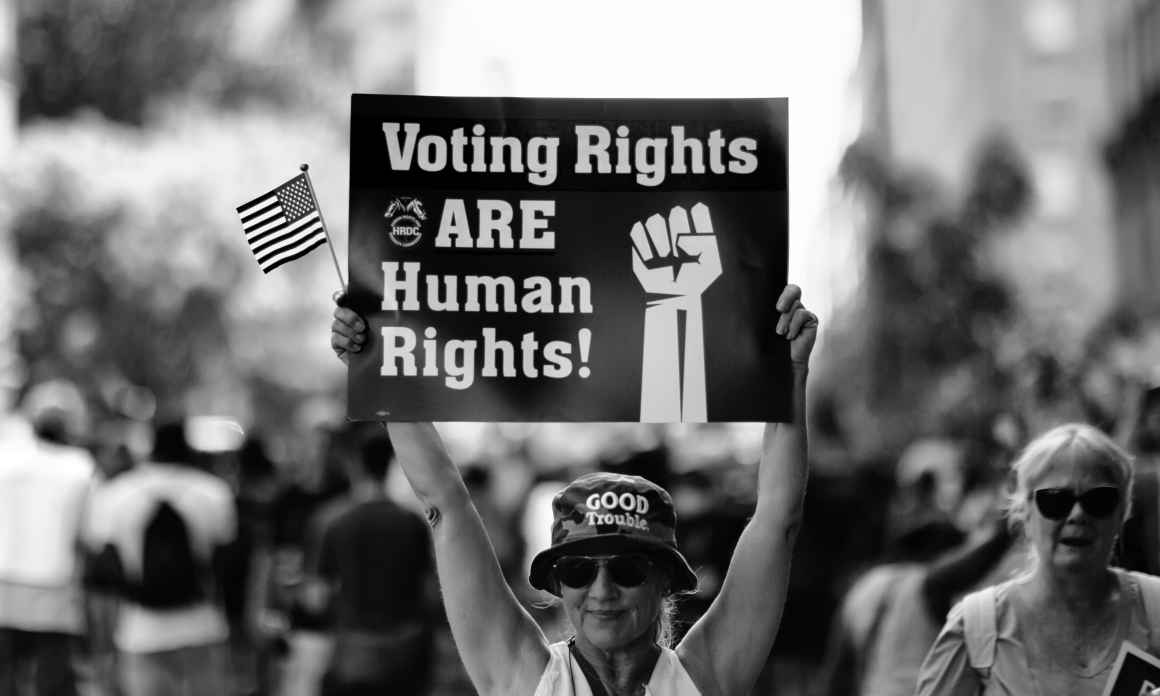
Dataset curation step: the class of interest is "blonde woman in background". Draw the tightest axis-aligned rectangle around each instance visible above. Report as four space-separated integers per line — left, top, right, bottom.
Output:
916 423 1160 695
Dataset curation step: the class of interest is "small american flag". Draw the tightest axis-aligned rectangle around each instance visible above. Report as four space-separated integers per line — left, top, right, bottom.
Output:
237 173 328 273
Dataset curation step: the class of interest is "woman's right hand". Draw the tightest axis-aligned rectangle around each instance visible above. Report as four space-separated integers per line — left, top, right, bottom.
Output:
331 295 367 365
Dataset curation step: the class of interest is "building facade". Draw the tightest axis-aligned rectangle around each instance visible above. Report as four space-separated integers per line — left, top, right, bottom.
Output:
860 0 1118 342
1104 0 1160 312
1 0 20 408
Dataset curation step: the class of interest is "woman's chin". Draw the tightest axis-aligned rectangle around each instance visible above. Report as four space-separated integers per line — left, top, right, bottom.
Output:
1050 544 1108 572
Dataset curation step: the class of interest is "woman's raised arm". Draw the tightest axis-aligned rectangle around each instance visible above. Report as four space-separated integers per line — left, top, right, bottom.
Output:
331 305 550 696
676 284 816 696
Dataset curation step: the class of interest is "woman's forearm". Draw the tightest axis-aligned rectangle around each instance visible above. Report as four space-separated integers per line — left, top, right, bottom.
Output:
757 363 809 518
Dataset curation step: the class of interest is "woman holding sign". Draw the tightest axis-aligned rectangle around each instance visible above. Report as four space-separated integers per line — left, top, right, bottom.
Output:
915 423 1160 695
330 284 816 696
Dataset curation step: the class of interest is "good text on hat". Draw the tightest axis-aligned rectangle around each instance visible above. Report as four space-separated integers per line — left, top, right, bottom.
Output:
583 491 651 530
586 492 650 514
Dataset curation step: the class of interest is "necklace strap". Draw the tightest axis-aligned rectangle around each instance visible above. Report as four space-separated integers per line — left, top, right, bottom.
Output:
568 637 614 696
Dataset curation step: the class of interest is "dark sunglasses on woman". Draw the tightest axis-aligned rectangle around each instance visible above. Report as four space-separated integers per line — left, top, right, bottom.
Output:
1033 486 1120 520
553 554 654 589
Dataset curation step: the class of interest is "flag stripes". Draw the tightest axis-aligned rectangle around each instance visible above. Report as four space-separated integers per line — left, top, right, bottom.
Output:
258 235 327 272
237 173 328 273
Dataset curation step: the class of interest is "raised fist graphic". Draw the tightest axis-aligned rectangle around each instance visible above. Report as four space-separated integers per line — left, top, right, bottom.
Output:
630 203 722 298
631 203 722 422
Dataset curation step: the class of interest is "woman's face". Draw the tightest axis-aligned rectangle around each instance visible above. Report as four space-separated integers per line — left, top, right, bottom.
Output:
558 554 666 652
1026 454 1125 575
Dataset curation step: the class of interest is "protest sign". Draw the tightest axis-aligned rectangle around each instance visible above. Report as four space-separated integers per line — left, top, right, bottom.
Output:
1102 642 1160 696
346 94 789 422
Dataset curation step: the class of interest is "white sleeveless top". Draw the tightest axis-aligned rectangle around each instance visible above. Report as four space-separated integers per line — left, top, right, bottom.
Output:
533 641 702 696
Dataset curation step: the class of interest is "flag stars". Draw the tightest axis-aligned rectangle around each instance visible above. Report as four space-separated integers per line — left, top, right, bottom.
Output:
276 176 316 222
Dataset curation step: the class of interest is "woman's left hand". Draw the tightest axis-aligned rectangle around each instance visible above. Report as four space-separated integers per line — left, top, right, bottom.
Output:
775 284 818 365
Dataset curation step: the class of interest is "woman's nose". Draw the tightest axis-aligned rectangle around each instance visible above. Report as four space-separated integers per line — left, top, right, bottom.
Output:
1065 498 1092 523
587 564 619 598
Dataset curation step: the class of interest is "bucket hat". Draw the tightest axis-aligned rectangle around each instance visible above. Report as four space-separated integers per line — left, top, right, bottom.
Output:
529 472 697 595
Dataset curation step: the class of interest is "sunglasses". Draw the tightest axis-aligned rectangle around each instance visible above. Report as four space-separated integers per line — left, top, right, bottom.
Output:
1033 486 1121 520
553 554 654 589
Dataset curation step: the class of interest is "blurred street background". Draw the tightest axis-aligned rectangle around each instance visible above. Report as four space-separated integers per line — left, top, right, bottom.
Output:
2 0 1160 694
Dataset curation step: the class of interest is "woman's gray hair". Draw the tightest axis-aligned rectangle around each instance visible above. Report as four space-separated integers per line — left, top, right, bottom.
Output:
655 595 678 649
1005 422 1135 536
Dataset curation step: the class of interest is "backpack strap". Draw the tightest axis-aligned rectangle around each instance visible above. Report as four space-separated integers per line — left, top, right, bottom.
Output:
855 569 901 685
1127 570 1160 652
961 586 998 673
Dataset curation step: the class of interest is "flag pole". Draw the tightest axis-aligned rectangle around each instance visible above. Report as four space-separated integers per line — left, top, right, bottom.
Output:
299 164 347 293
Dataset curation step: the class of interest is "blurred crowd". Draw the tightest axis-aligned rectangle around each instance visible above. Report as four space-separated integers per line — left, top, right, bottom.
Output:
0 341 1158 696
0 378 766 696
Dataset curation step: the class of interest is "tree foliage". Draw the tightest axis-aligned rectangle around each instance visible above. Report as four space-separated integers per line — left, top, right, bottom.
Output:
18 0 232 125
4 111 348 431
7 1 417 435
828 133 1032 456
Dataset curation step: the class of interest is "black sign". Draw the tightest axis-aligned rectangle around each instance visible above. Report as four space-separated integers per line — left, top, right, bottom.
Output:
1103 642 1160 696
346 94 789 422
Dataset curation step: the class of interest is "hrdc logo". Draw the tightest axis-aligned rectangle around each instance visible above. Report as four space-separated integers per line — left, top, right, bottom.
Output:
385 197 427 248
584 491 651 531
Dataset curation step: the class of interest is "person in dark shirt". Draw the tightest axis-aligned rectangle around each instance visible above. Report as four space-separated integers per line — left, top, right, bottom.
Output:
304 428 437 696
219 435 280 696
265 425 350 696
1115 384 1160 577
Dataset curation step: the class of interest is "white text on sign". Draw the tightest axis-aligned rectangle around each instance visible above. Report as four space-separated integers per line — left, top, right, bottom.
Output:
434 199 556 250
382 123 758 187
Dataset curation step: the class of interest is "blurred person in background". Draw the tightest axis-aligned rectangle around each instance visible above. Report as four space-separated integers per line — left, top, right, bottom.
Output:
266 424 349 696
882 438 968 563
814 428 1020 696
220 435 280 696
815 516 1017 696
297 427 437 696
462 463 524 586
1118 384 1160 577
916 423 1160 695
329 284 817 696
666 469 727 624
92 428 139 482
85 424 147 696
1128 386 1160 459
0 380 97 696
84 419 236 696
810 438 968 695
